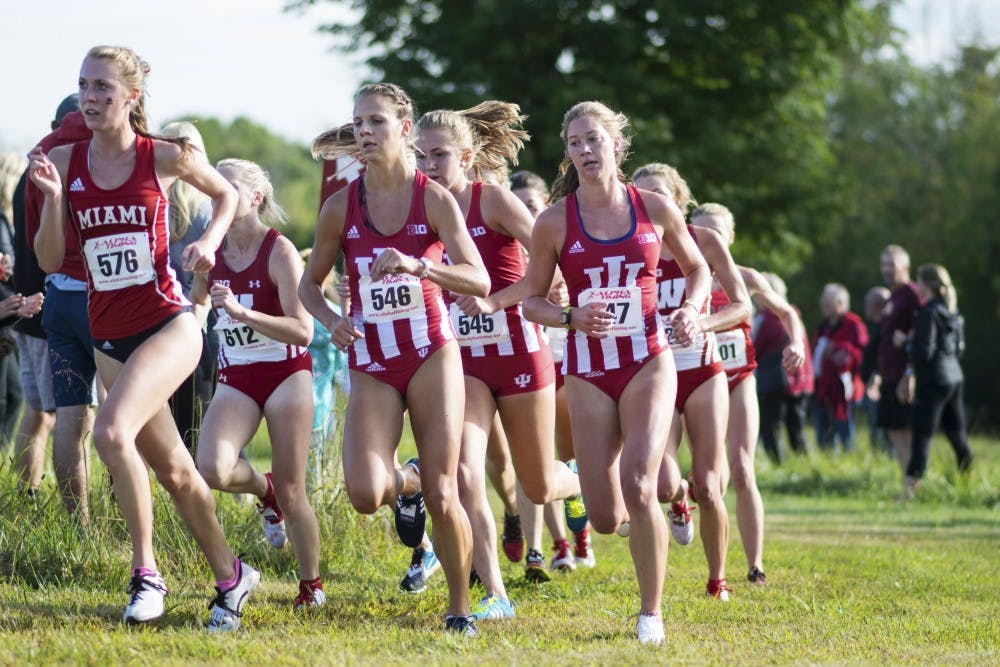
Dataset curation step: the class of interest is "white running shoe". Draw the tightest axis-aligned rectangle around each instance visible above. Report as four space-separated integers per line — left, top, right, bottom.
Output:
294 583 327 611
257 473 287 549
550 539 576 572
616 521 630 538
123 572 168 624
207 560 261 632
667 479 695 546
636 613 665 645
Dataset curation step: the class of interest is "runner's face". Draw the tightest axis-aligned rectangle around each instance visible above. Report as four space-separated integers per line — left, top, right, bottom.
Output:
565 115 619 179
632 174 673 200
78 57 135 132
415 128 468 190
512 187 547 217
691 214 734 246
218 165 259 220
353 94 411 163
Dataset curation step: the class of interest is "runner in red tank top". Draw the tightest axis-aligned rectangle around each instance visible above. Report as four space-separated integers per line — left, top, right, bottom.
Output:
193 159 324 610
524 102 710 645
300 83 489 636
690 202 807 587
28 45 257 630
413 104 586 619
633 166 752 602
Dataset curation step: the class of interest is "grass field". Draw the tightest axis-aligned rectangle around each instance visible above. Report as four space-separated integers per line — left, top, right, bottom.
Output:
1 424 997 666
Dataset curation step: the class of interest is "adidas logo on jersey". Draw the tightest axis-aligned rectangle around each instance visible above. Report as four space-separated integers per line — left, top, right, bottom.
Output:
346 225 360 239
568 240 585 254
69 178 85 192
365 361 386 372
100 340 113 350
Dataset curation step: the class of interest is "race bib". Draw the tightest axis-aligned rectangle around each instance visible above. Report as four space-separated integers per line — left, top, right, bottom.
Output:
214 313 273 351
449 304 510 347
83 232 155 291
716 330 748 370
359 274 426 324
579 286 643 336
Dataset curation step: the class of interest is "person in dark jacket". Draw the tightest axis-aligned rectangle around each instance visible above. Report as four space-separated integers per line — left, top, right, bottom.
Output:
859 287 891 455
902 264 973 497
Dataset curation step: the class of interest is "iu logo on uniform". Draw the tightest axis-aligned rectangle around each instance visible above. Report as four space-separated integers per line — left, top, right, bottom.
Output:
514 373 532 389
417 347 429 358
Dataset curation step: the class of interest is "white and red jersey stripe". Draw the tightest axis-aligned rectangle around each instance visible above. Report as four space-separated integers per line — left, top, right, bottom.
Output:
343 171 454 367
657 227 720 372
559 185 667 376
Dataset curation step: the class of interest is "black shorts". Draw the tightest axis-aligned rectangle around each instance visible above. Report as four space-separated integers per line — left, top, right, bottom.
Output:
94 312 184 364
877 377 912 430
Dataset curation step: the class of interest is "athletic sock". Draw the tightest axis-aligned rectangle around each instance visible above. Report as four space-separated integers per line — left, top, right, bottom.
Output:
133 566 158 579
216 558 241 591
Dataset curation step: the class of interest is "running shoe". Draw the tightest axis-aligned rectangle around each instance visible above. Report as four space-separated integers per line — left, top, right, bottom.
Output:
293 580 327 610
257 472 287 549
445 614 478 637
123 571 168 624
207 560 261 632
636 612 665 645
706 578 732 602
616 521 630 538
399 545 440 593
394 458 425 548
500 512 524 563
550 539 575 572
573 526 596 568
471 594 516 621
524 548 551 583
563 460 589 534
667 478 695 546
747 567 768 585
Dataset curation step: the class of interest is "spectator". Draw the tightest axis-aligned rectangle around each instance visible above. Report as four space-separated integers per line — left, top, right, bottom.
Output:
0 152 29 449
870 245 921 471
812 283 868 451
902 264 973 498
859 286 891 455
754 273 813 462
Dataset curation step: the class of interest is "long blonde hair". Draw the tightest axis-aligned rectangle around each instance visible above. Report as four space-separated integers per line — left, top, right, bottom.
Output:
85 46 192 157
550 101 632 201
216 158 288 227
0 152 27 220
415 101 529 181
311 83 415 162
160 121 209 241
917 263 958 313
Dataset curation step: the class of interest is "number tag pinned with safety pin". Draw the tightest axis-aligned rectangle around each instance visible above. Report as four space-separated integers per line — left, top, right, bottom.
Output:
359 274 425 323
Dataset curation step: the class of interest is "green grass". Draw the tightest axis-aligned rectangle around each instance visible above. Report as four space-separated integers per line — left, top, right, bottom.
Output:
1 425 997 666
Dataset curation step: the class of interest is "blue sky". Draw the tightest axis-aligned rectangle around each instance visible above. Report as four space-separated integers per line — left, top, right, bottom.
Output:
3 0 997 154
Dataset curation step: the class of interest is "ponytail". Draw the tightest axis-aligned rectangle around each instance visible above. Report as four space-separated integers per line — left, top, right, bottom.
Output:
416 101 529 181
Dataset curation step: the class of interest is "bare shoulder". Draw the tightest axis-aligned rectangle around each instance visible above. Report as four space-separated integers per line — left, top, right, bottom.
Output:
269 234 303 276
423 176 462 223
739 265 767 292
45 144 73 173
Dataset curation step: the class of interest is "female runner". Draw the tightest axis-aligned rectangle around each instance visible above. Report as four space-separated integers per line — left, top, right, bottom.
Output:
524 102 709 645
193 159 324 610
29 45 257 630
632 165 751 601
299 83 490 636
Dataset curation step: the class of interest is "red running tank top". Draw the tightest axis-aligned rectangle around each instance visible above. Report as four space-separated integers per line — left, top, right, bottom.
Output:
209 228 308 368
342 171 454 367
558 185 667 376
711 288 757 374
445 183 544 358
657 227 719 371
65 135 187 338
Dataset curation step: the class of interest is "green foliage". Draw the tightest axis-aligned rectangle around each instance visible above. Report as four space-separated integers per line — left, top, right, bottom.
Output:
170 115 322 251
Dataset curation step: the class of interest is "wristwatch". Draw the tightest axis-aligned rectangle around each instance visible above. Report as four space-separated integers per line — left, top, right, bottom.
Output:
560 306 573 329
416 256 433 279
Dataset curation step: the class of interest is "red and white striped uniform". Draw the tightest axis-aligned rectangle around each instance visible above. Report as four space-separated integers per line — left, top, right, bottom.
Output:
210 228 308 368
343 171 454 371
65 135 187 338
657 227 719 371
559 185 667 377
711 288 757 378
445 182 544 358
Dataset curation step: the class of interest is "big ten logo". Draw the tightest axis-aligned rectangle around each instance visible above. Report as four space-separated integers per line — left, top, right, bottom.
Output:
582 256 645 289
657 278 686 311
407 224 428 236
469 226 487 238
